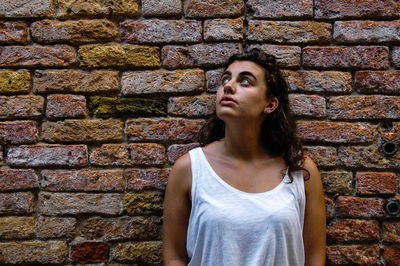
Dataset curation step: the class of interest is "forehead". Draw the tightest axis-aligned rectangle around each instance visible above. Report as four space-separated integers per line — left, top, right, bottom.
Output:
225 60 265 78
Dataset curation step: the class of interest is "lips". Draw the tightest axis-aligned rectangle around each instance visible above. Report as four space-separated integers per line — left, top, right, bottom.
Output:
220 95 237 105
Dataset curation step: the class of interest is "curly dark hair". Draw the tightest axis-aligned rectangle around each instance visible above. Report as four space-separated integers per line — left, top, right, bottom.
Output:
198 48 309 182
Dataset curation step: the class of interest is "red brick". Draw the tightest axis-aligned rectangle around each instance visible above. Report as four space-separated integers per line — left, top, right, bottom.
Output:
355 71 400 94
325 197 335 219
0 95 44 119
0 21 28 44
393 47 400 68
0 146 3 165
121 19 201 44
204 18 243 42
289 94 326 118
326 245 380 265
112 241 162 264
0 192 35 214
383 246 400 265
184 0 244 18
283 70 352 94
327 219 379 242
328 95 400 120
81 216 162 241
89 144 131 166
0 0 54 18
247 21 331 44
320 171 352 195
336 196 386 218
247 0 312 18
206 68 223 93
46 94 87 119
126 168 170 191
356 172 397 195
167 143 199 164
379 122 400 142
70 242 109 264
304 146 337 168
296 121 376 144
315 0 400 19
7 145 88 167
0 121 38 145
41 170 124 192
126 118 205 142
0 169 38 191
162 43 242 69
142 0 182 16
129 143 166 166
303 46 389 70
168 95 216 117
383 222 400 243
36 216 76 239
0 45 76 67
0 217 35 239
248 44 301 68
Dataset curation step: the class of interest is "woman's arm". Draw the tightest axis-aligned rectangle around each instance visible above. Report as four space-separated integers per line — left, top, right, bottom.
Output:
162 153 192 266
303 156 326 266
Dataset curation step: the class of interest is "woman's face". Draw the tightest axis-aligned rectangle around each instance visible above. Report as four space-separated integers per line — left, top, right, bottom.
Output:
216 60 275 122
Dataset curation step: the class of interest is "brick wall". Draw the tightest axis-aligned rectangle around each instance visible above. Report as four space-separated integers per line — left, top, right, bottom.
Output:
0 0 399 264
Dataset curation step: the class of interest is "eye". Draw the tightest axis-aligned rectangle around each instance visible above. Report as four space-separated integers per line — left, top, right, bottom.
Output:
221 76 230 85
240 78 251 86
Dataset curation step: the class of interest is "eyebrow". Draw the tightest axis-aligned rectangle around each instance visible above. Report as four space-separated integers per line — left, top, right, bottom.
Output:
222 71 257 80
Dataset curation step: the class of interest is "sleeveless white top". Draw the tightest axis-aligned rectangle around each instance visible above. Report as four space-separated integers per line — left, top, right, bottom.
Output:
187 147 306 266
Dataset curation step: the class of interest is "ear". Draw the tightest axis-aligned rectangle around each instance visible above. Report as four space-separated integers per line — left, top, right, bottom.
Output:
264 97 279 114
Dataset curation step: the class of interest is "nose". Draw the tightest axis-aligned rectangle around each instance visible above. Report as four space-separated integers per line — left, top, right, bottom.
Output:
223 80 235 94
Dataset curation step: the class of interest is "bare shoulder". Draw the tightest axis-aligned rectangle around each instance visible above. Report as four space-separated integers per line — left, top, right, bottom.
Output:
167 152 192 195
302 155 322 194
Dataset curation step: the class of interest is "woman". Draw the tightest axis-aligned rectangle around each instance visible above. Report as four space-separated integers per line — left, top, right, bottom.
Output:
162 49 326 266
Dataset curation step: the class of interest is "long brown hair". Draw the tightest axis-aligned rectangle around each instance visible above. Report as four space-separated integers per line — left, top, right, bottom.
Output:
198 48 309 182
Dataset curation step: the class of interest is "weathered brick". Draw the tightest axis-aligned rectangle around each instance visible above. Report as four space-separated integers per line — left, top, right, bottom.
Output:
46 94 87 119
0 0 54 18
355 71 400 94
41 119 124 143
289 94 326 118
338 145 400 169
168 95 216 117
206 68 223 92
320 171 352 195
383 222 400 243
124 192 163 215
36 216 76 239
383 246 400 265
0 70 31 94
247 0 313 18
126 118 205 142
122 69 204 95
0 96 44 119
33 70 119 94
303 46 389 70
379 122 400 142
328 95 400 120
0 121 38 145
7 145 88 167
325 197 335 219
204 18 243 42
0 169 38 191
56 0 140 19
112 241 162 264
248 44 301 68
125 168 169 191
79 44 160 68
327 219 379 243
394 47 400 68
247 21 331 44
82 216 162 240
167 143 199 164
0 241 67 264
121 19 201 44
41 170 124 192
0 217 35 239
142 0 182 16
184 0 244 18
283 70 352 94
162 43 242 69
0 192 35 214
304 146 337 168
39 192 121 215
0 45 76 67
0 146 3 166
297 121 376 144
334 20 400 44
129 143 166 166
70 241 109 264
0 21 28 44
31 19 118 44
90 144 131 166
326 245 380 265
336 196 386 218
315 0 400 19
356 172 397 195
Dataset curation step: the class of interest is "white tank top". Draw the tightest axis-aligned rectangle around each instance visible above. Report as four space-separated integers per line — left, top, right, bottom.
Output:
187 147 306 266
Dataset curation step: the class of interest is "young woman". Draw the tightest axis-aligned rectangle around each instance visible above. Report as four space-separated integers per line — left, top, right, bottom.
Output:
162 49 326 266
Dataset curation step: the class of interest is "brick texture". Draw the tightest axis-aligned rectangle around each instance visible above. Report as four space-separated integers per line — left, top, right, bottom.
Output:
247 0 313 19
0 96 44 119
0 169 38 191
184 0 244 18
0 121 38 144
0 21 28 44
